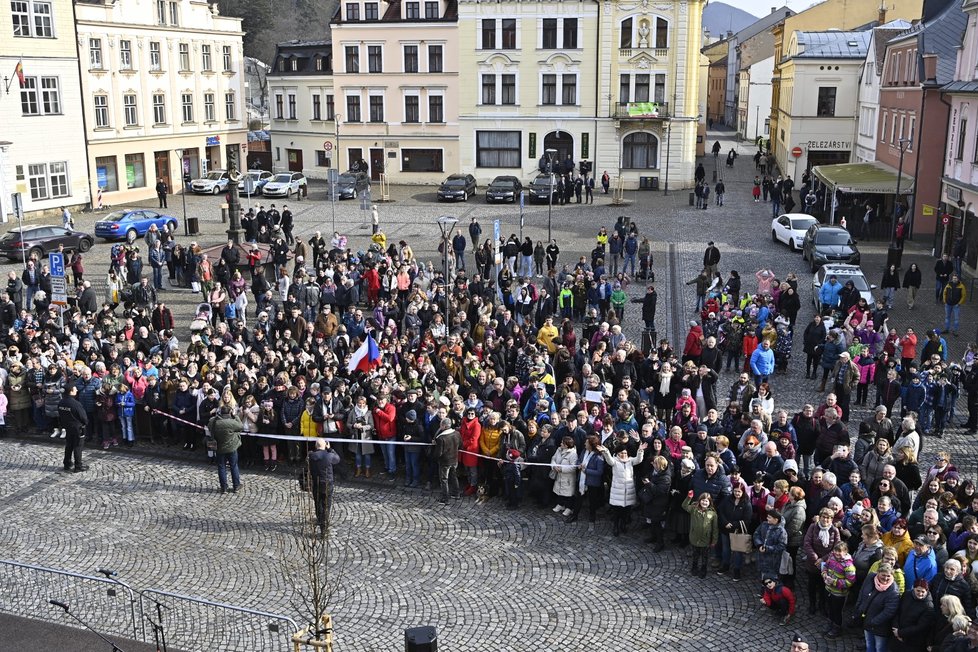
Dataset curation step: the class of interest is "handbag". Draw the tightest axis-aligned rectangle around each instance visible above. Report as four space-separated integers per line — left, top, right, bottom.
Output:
638 485 655 505
779 550 794 575
730 522 753 554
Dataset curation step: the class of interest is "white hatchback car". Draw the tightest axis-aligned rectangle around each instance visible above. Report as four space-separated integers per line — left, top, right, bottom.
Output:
771 213 818 251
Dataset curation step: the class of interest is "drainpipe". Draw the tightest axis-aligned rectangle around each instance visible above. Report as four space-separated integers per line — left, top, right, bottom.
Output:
594 0 601 177
937 89 955 256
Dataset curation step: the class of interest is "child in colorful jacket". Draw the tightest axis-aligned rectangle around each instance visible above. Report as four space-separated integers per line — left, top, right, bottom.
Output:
821 541 856 639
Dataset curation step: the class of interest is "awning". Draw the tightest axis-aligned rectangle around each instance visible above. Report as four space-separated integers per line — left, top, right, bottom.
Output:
812 161 915 195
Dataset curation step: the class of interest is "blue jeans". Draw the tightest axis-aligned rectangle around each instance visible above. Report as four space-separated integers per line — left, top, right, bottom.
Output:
216 450 241 490
521 255 533 277
719 532 745 569
882 287 895 306
454 251 465 271
695 294 705 311
120 416 135 441
152 265 164 289
355 451 372 469
864 630 889 652
624 253 636 276
945 303 960 332
753 374 768 388
380 441 396 474
404 450 422 486
771 200 781 217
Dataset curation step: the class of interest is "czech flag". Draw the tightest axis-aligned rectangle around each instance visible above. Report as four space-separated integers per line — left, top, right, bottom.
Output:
347 333 380 374
14 60 25 87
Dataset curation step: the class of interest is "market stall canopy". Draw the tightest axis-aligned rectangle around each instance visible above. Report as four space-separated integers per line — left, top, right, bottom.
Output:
812 161 915 195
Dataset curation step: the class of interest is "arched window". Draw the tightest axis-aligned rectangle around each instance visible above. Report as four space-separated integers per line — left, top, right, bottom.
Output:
622 132 659 169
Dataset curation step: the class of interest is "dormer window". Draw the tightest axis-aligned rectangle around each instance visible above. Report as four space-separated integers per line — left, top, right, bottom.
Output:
365 2 378 20
424 1 438 19
290 59 298 72
346 3 360 21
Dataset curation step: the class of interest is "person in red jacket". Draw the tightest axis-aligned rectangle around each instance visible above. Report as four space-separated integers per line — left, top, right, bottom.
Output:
373 395 398 476
742 329 759 373
459 408 482 495
683 321 704 366
363 265 381 307
761 575 796 624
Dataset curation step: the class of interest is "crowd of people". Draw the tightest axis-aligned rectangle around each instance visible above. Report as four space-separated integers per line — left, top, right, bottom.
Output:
5 152 978 650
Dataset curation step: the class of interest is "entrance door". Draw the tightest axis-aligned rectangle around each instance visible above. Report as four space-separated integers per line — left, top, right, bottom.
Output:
543 131 575 167
369 148 384 182
287 148 303 172
348 148 363 173
154 151 171 193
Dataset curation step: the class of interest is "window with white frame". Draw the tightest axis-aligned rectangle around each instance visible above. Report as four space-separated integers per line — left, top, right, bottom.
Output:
156 0 166 24
541 18 577 49
287 92 296 119
476 131 520 167
367 45 382 73
424 1 438 18
326 94 335 120
274 93 283 119
201 44 212 71
908 116 915 150
11 0 53 38
168 0 178 25
346 2 359 20
404 45 418 73
542 73 576 105
619 16 669 49
312 93 322 120
622 132 659 168
27 161 69 200
482 74 496 105
95 156 118 191
89 38 103 69
483 73 516 105
956 117 968 160
123 94 138 126
428 94 443 123
501 74 515 105
225 92 236 120
561 74 576 105
365 2 378 19
125 153 146 188
150 42 161 71
204 93 215 121
428 45 443 72
405 1 419 18
93 94 109 127
346 94 361 122
19 77 38 115
119 39 132 69
345 45 359 73
404 94 419 123
179 43 190 71
369 94 384 122
223 45 232 71
181 93 193 122
541 74 556 105
152 93 165 124
40 76 59 113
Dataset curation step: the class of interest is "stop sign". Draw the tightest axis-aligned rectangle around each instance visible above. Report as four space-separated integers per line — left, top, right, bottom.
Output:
791 147 803 158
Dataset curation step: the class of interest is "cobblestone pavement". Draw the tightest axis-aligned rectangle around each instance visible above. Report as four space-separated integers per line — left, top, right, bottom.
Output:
3 129 978 651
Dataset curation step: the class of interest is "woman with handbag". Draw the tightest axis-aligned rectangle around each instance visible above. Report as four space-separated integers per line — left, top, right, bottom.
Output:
803 507 842 615
717 483 753 580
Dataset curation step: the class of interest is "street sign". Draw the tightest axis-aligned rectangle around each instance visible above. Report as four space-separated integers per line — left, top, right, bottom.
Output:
324 141 334 151
48 252 64 277
493 219 501 264
360 186 371 211
243 176 255 195
50 276 67 305
942 214 951 225
519 190 524 212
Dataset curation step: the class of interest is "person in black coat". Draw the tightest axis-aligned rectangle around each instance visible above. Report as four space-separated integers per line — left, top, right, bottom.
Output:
640 455 673 551
526 426 558 506
307 438 341 531
902 262 922 310
716 483 752 578
638 285 657 330
58 384 88 472
855 567 901 647
891 579 936 651
802 315 827 379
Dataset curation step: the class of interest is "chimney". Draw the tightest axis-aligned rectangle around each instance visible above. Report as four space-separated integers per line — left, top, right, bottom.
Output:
771 6 776 13
726 30 733 38
922 53 937 82
878 0 886 23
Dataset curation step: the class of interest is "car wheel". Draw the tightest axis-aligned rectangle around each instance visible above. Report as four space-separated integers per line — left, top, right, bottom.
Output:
212 186 221 195
788 240 796 252
462 192 468 202
810 258 817 273
353 189 358 199
29 246 44 260
126 229 137 243
772 230 778 243
78 238 92 253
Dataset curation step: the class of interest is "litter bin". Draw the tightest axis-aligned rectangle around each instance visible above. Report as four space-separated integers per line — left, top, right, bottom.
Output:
689 192 695 206
886 244 903 270
187 216 200 236
405 626 437 652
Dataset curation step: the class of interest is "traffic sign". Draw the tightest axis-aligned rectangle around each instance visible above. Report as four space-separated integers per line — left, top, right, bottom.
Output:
942 214 951 225
493 219 501 265
243 175 255 195
360 186 372 211
324 141 333 151
50 276 67 305
48 252 64 277
791 146 803 158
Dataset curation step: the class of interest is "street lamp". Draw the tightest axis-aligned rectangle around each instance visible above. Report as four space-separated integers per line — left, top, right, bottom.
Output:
174 148 188 236
891 138 910 246
436 214 458 332
545 148 557 242
663 120 672 196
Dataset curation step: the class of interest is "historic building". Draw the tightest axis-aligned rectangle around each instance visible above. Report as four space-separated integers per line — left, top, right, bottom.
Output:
0 0 88 219
721 6 793 128
853 20 911 164
74 0 247 205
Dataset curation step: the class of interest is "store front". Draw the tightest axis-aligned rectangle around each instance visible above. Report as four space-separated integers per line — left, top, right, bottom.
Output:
938 182 978 266
811 161 915 237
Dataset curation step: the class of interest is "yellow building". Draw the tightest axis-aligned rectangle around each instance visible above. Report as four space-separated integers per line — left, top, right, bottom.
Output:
0 0 88 219
74 0 248 207
769 0 923 173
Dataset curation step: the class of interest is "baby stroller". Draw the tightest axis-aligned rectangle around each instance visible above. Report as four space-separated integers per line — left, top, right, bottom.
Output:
190 303 212 334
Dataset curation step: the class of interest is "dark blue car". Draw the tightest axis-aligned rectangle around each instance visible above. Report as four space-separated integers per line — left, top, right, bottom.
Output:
94 209 178 241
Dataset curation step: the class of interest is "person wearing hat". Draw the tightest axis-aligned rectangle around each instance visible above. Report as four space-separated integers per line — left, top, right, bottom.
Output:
904 535 939 586
306 439 341 533
208 403 243 494
401 408 425 489
788 634 809 652
891 577 936 650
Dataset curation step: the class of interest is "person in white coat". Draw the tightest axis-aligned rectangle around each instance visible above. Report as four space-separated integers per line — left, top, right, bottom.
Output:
550 436 579 517
599 440 648 536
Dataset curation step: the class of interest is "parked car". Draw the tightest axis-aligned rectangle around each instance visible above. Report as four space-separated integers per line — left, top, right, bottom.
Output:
0 225 94 261
527 175 558 203
771 213 818 250
95 209 179 242
802 223 861 271
237 170 274 196
328 171 370 200
812 264 876 313
262 172 307 198
437 174 477 201
190 170 230 195
485 176 523 203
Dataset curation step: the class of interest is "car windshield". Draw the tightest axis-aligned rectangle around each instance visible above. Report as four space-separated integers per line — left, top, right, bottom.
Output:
337 174 357 183
271 174 292 183
491 180 516 189
531 178 553 188
0 231 21 241
103 210 131 222
247 171 263 180
815 231 852 246
205 172 225 180
443 178 467 187
791 218 816 230
832 274 870 291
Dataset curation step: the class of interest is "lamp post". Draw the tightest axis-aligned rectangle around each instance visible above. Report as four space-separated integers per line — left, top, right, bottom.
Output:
436 215 458 332
174 148 189 236
891 138 910 246
663 120 672 196
545 147 557 242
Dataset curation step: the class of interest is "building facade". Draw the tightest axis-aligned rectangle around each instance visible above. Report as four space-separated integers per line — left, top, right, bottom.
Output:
266 40 335 178
707 55 726 125
329 0 459 184
0 0 88 220
737 55 773 144
721 6 793 128
74 0 247 206
775 30 870 182
854 22 911 164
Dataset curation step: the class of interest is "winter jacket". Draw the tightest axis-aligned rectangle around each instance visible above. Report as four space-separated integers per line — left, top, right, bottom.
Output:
753 515 788 578
459 417 481 468
762 583 796 615
208 414 243 454
373 403 397 441
930 574 974 615
115 391 136 418
683 496 719 547
640 466 672 521
433 428 462 466
750 346 775 376
802 522 841 573
854 573 900 636
822 554 856 596
601 448 644 507
903 549 938 585
892 590 936 649
551 446 579 498
782 500 807 548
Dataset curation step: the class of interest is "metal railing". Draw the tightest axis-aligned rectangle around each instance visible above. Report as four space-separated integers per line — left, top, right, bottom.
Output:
614 101 670 119
0 559 301 652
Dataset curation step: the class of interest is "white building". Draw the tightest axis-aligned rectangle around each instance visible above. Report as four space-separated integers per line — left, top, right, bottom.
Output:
74 0 247 206
722 6 794 127
737 55 773 143
0 0 89 220
854 20 911 163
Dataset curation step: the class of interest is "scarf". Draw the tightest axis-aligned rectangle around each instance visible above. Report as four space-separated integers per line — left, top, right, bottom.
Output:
578 450 594 494
874 573 894 592
353 404 369 419
658 371 673 396
817 522 832 547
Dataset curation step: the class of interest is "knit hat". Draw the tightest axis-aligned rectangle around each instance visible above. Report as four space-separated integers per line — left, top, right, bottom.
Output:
507 448 521 460
405 410 417 422
914 578 929 590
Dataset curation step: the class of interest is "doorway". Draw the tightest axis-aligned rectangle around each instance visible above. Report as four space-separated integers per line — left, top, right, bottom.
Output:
287 148 303 172
348 148 363 173
153 151 171 193
369 148 384 181
543 131 575 165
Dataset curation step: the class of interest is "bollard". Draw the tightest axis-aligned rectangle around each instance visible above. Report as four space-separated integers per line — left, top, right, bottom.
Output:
689 192 695 206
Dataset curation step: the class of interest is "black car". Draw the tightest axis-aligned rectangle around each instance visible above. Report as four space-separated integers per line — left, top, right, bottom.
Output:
437 174 477 201
801 224 861 271
329 171 370 200
485 176 523 203
0 225 94 261
527 175 558 203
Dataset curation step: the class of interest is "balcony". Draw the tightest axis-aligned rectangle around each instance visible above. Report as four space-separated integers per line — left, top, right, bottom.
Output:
618 47 669 59
614 102 669 120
